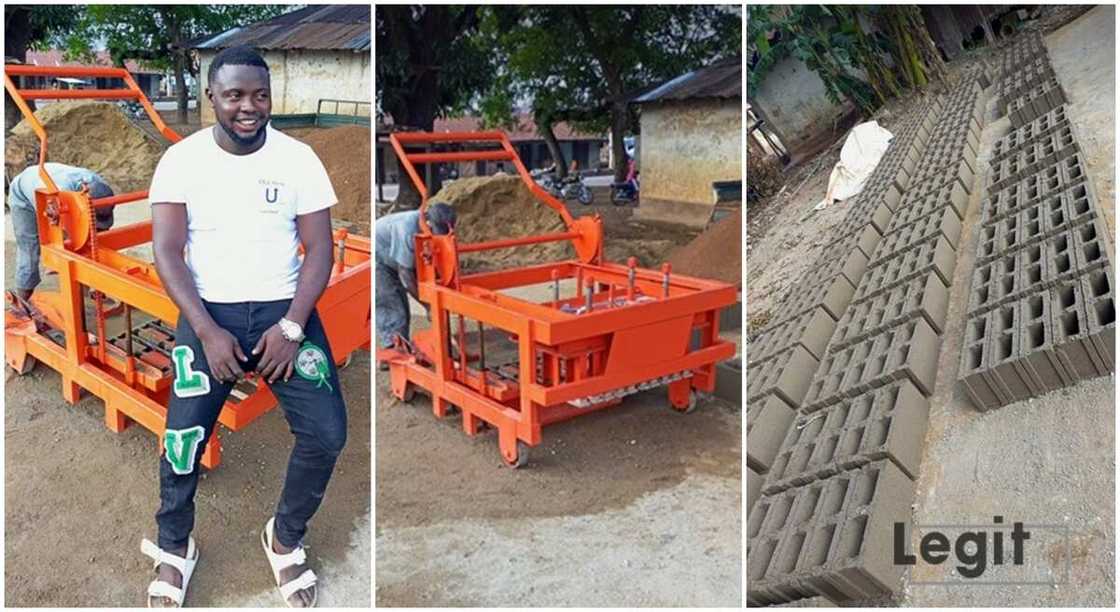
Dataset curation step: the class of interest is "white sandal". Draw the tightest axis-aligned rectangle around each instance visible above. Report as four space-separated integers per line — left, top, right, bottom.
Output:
261 517 318 607
141 537 199 608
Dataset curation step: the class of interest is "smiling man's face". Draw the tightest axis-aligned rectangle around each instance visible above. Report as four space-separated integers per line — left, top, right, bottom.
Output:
207 63 272 152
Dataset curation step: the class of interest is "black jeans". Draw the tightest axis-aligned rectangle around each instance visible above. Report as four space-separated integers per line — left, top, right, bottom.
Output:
156 299 347 550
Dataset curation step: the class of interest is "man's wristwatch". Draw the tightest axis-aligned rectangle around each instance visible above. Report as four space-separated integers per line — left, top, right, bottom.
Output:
278 317 305 343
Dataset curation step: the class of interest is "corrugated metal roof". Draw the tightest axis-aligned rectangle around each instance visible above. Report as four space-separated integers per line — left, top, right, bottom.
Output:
192 5 370 52
634 57 742 103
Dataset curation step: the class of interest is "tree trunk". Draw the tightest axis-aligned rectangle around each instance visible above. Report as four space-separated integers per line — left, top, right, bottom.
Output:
609 99 628 182
175 51 189 125
538 115 568 179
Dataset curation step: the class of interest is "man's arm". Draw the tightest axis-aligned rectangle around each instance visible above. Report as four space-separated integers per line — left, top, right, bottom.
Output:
152 203 247 381
252 208 334 382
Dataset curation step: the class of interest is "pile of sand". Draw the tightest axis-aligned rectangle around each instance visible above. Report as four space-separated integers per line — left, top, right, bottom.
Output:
293 125 371 233
10 100 166 193
431 174 573 270
667 209 742 287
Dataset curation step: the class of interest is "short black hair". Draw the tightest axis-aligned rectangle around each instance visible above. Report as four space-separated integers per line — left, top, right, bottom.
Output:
426 202 457 235
207 45 270 86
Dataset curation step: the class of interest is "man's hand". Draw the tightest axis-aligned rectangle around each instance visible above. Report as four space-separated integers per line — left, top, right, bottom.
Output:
253 324 299 383
197 324 247 383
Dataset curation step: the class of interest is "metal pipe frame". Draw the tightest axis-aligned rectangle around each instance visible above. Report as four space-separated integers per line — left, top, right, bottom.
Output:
379 130 736 466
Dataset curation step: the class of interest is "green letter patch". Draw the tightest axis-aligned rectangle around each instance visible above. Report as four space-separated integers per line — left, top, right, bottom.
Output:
294 341 334 392
171 346 211 398
164 426 205 475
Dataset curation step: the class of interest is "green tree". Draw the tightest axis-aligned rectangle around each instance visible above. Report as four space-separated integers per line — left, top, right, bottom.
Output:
485 6 740 181
4 4 83 131
376 5 493 208
748 5 945 116
65 5 289 124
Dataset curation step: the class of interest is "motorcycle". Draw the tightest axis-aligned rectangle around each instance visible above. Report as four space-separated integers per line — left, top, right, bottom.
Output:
531 168 594 205
116 100 145 119
610 175 640 206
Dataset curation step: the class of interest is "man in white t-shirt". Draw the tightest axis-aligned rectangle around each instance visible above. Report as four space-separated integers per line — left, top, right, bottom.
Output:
143 46 344 608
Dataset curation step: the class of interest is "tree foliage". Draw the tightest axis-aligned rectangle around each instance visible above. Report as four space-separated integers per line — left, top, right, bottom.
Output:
482 6 740 179
748 5 946 116
63 5 289 123
375 5 493 206
4 4 83 131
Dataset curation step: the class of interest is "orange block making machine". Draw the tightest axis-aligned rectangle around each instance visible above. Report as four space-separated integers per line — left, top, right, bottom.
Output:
3 64 371 469
377 131 736 467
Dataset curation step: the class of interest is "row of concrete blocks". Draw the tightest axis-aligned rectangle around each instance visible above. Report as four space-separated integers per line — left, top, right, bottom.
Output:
831 272 950 356
996 57 1057 108
980 150 1089 229
1007 79 1068 128
870 194 965 266
969 216 1111 320
991 106 1070 161
959 265 1116 410
987 127 1082 192
909 140 980 198
976 186 1097 273
747 460 916 605
800 317 942 413
989 112 1075 169
996 31 1047 78
887 179 969 236
853 234 958 308
746 93 953 478
750 198 948 467
762 379 930 496
746 83 984 603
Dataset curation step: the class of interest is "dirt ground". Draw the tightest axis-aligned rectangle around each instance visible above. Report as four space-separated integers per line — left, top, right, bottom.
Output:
374 325 741 606
747 7 1115 607
3 178 372 607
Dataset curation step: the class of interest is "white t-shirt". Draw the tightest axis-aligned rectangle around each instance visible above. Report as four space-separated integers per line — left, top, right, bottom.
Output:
148 125 337 303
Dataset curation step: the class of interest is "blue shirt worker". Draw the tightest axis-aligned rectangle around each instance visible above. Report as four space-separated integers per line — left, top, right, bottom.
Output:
7 162 115 300
374 202 456 352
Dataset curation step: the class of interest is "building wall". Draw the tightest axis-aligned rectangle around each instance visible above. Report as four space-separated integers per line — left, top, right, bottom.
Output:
638 97 741 225
198 49 370 124
751 54 853 159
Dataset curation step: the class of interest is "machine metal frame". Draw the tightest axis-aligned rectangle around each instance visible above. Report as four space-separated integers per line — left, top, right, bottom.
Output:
378 131 735 467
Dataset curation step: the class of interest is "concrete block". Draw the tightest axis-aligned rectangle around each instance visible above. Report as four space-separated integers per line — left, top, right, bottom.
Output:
1049 280 1100 380
748 465 763 515
747 394 797 473
1080 268 1117 376
959 312 1003 410
747 343 820 407
1016 290 1072 390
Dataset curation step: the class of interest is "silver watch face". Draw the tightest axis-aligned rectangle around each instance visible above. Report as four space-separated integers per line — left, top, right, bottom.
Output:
280 319 302 340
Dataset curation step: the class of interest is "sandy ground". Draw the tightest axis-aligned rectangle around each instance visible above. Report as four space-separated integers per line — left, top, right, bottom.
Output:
3 197 372 606
375 261 742 606
747 7 1115 607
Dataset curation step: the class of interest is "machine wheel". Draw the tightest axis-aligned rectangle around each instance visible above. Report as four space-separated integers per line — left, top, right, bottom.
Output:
578 185 594 206
502 441 530 469
400 384 416 403
671 390 698 414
